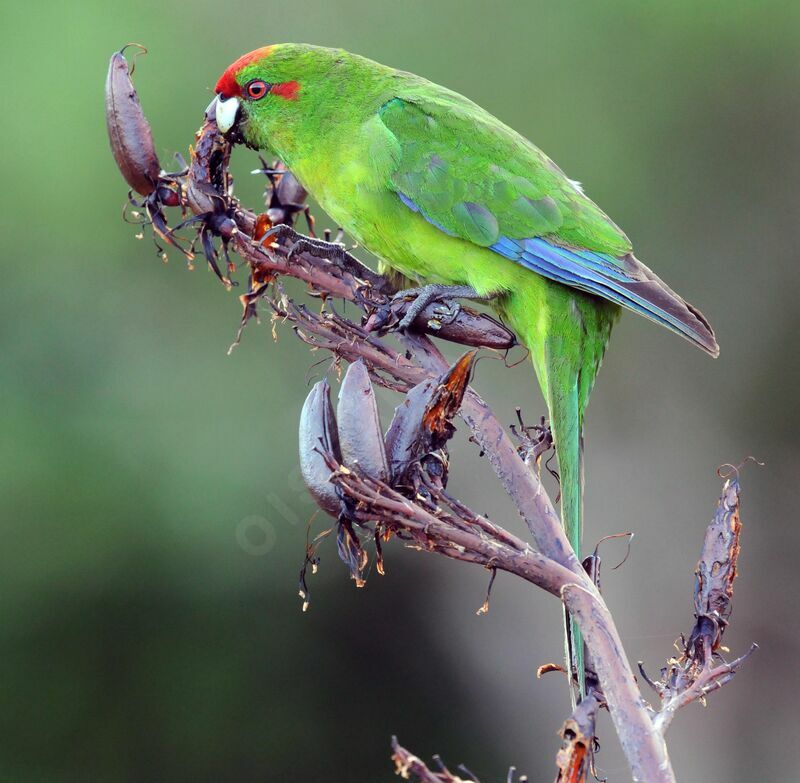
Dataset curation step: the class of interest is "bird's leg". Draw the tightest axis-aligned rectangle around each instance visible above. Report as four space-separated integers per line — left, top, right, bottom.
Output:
257 224 382 287
393 284 494 331
260 223 350 267
257 222 307 249
287 228 345 259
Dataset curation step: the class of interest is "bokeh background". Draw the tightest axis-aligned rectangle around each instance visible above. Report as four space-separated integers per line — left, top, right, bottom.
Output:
2 1 799 780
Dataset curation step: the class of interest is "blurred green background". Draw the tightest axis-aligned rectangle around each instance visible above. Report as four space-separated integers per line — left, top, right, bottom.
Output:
2 1 799 780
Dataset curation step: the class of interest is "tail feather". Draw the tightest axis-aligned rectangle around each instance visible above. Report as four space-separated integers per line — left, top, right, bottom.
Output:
500 280 618 707
549 381 587 704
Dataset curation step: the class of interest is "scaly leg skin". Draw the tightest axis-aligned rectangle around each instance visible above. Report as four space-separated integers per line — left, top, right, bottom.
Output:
259 223 347 261
393 284 494 331
258 224 386 289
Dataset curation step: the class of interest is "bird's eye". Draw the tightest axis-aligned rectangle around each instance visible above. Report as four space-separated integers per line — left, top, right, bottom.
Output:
245 80 270 100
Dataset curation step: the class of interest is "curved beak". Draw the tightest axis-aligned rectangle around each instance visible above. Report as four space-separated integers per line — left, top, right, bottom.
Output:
206 95 240 134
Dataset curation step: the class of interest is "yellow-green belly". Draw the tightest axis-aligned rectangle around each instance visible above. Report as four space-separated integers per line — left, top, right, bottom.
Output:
293 156 619 413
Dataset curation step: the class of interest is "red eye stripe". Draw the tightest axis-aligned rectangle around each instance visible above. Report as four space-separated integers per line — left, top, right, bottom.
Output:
272 81 300 100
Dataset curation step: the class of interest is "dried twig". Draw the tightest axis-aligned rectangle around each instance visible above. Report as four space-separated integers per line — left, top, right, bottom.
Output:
392 737 486 782
647 467 757 735
554 689 602 783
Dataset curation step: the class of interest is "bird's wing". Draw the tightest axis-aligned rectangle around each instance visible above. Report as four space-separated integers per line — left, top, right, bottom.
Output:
377 95 718 356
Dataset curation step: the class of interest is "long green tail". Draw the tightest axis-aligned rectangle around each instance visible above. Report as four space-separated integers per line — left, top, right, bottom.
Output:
548 383 586 704
500 281 618 707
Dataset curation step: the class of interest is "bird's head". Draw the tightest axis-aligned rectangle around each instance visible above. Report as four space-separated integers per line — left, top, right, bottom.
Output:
209 44 354 151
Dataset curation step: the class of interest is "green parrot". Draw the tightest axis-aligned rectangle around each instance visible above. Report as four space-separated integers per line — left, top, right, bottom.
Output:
210 44 718 698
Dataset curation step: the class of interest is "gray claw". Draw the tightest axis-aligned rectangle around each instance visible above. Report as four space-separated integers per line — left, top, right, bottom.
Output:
396 312 416 331
430 300 462 324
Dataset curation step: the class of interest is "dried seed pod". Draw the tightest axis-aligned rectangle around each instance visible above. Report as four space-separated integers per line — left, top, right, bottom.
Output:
384 377 436 485
432 307 516 350
421 351 475 439
298 380 343 517
336 360 389 481
384 351 476 486
207 213 237 240
275 169 307 206
105 47 161 195
686 472 744 659
267 169 309 225
156 184 181 207
185 118 233 218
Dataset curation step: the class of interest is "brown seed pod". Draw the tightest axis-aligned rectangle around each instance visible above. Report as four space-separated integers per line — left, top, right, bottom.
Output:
299 380 343 518
336 360 389 481
384 351 476 486
431 306 516 350
384 376 438 485
185 117 234 218
156 185 181 207
267 169 309 225
105 46 161 196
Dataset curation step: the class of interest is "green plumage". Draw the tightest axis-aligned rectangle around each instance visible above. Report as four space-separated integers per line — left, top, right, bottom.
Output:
219 44 717 700
379 96 631 254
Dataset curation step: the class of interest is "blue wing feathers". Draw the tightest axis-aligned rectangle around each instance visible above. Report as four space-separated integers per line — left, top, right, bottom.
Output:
395 191 717 356
491 236 717 354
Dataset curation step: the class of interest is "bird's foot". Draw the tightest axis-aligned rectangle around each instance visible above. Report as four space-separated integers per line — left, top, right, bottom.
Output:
392 284 487 332
257 224 384 288
289 234 348 263
258 223 345 260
